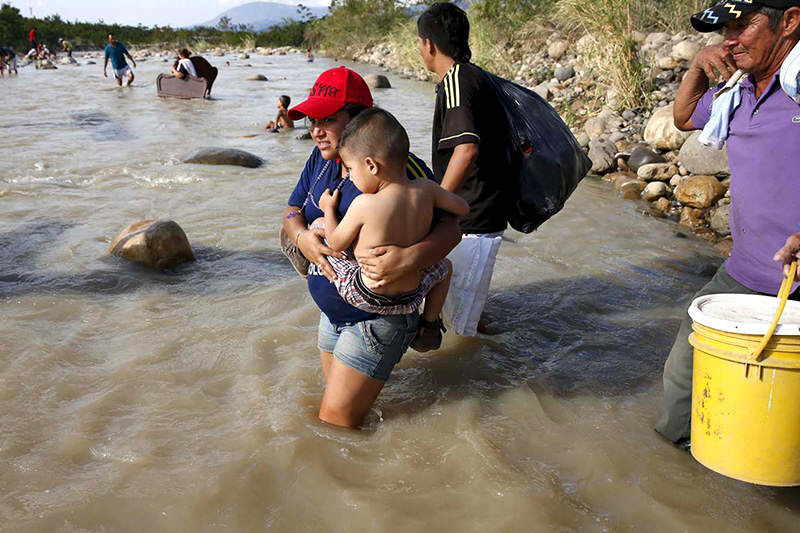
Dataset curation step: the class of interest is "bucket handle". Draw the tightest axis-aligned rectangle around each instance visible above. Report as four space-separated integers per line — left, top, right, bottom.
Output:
750 261 798 362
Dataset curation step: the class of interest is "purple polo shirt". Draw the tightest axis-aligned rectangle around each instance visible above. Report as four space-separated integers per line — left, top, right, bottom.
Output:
691 72 800 295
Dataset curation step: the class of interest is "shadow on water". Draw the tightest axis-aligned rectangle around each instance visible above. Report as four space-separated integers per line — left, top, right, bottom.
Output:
70 111 134 141
0 219 295 298
385 254 723 411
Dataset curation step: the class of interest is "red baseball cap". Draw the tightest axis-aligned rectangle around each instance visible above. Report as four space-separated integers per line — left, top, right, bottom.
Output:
287 66 373 120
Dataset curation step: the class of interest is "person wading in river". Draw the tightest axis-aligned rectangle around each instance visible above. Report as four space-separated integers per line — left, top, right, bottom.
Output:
103 33 136 87
417 3 511 337
657 0 800 448
282 66 461 428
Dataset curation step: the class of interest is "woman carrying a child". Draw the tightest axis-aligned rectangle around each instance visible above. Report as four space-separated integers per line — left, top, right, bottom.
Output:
282 67 461 428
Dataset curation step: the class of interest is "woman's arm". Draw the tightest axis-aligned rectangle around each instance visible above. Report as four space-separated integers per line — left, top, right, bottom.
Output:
356 213 462 288
283 205 344 281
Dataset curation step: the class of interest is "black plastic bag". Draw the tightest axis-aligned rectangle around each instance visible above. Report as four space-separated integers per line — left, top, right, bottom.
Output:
484 72 591 233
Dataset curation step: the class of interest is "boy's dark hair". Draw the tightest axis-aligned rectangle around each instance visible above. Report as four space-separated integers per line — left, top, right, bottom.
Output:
417 2 471 63
279 95 291 108
342 103 368 119
108 32 114 38
339 108 409 169
179 48 191 58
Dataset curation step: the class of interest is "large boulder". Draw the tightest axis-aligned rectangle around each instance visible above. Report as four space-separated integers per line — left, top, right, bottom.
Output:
182 147 263 168
644 104 692 150
35 59 57 70
60 56 78 65
678 131 730 175
109 220 195 269
675 175 727 208
588 138 617 174
364 73 391 88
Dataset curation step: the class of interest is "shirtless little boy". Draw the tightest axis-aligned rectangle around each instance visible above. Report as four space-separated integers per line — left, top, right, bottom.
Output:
318 108 469 351
265 95 294 131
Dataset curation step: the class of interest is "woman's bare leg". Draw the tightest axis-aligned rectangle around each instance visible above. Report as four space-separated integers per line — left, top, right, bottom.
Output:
318 359 384 428
319 350 333 384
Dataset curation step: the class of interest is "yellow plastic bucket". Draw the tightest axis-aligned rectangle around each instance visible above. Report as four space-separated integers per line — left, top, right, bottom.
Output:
688 290 800 486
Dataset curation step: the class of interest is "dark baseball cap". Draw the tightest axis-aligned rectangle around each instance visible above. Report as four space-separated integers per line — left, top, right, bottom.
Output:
691 0 800 32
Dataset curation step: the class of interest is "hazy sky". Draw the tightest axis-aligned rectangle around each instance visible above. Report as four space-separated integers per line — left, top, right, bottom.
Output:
7 0 330 27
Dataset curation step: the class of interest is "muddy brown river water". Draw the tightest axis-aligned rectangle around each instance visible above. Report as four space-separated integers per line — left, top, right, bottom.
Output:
1 51 798 532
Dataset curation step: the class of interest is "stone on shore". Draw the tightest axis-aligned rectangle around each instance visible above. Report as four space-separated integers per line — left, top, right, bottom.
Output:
182 148 264 168
637 163 678 181
671 40 701 62
364 73 391 88
554 66 575 82
109 220 195 269
547 40 569 60
654 197 672 213
642 181 669 201
675 175 727 208
588 138 617 174
710 200 731 236
678 131 730 175
644 104 691 150
248 74 268 81
627 146 665 172
616 178 647 200
680 207 705 229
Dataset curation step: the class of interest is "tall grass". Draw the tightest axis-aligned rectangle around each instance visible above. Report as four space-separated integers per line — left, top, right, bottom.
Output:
555 0 651 109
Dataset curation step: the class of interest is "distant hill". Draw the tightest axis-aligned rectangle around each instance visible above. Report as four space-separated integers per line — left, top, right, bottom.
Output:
196 2 329 31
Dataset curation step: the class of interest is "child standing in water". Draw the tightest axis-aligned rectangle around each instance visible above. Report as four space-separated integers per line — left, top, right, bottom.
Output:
265 95 294 131
317 108 469 351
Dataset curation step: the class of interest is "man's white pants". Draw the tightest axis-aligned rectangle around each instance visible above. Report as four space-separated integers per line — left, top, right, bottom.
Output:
442 231 503 336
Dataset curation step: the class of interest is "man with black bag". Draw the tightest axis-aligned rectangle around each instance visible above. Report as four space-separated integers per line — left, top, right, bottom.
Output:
417 2 512 337
417 3 589 338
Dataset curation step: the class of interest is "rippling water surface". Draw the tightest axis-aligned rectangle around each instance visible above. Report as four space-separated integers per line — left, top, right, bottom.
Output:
2 52 798 532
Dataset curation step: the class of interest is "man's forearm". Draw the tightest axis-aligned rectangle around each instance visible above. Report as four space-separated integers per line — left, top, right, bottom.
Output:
674 67 711 131
441 143 478 193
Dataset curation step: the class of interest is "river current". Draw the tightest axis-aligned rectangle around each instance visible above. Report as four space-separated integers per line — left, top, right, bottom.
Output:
1 52 798 531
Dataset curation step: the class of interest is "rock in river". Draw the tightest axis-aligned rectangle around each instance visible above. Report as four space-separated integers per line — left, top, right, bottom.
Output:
109 220 195 269
182 147 263 168
248 74 268 81
364 74 391 88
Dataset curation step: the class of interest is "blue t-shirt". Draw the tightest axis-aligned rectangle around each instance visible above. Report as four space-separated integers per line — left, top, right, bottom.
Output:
1 47 14 58
288 147 434 325
104 42 129 70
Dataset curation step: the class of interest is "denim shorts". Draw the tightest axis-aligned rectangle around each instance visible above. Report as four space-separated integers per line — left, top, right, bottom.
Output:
317 312 420 381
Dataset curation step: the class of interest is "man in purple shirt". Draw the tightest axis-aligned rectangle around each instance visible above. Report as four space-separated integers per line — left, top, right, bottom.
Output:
657 0 800 446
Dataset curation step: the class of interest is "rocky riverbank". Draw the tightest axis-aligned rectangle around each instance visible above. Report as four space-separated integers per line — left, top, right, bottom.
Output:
335 30 734 257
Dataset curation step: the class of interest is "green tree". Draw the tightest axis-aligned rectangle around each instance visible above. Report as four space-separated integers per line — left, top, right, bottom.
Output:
217 15 231 30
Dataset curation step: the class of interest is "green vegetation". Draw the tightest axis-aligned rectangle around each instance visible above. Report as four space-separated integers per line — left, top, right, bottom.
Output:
309 0 709 110
0 3 309 52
